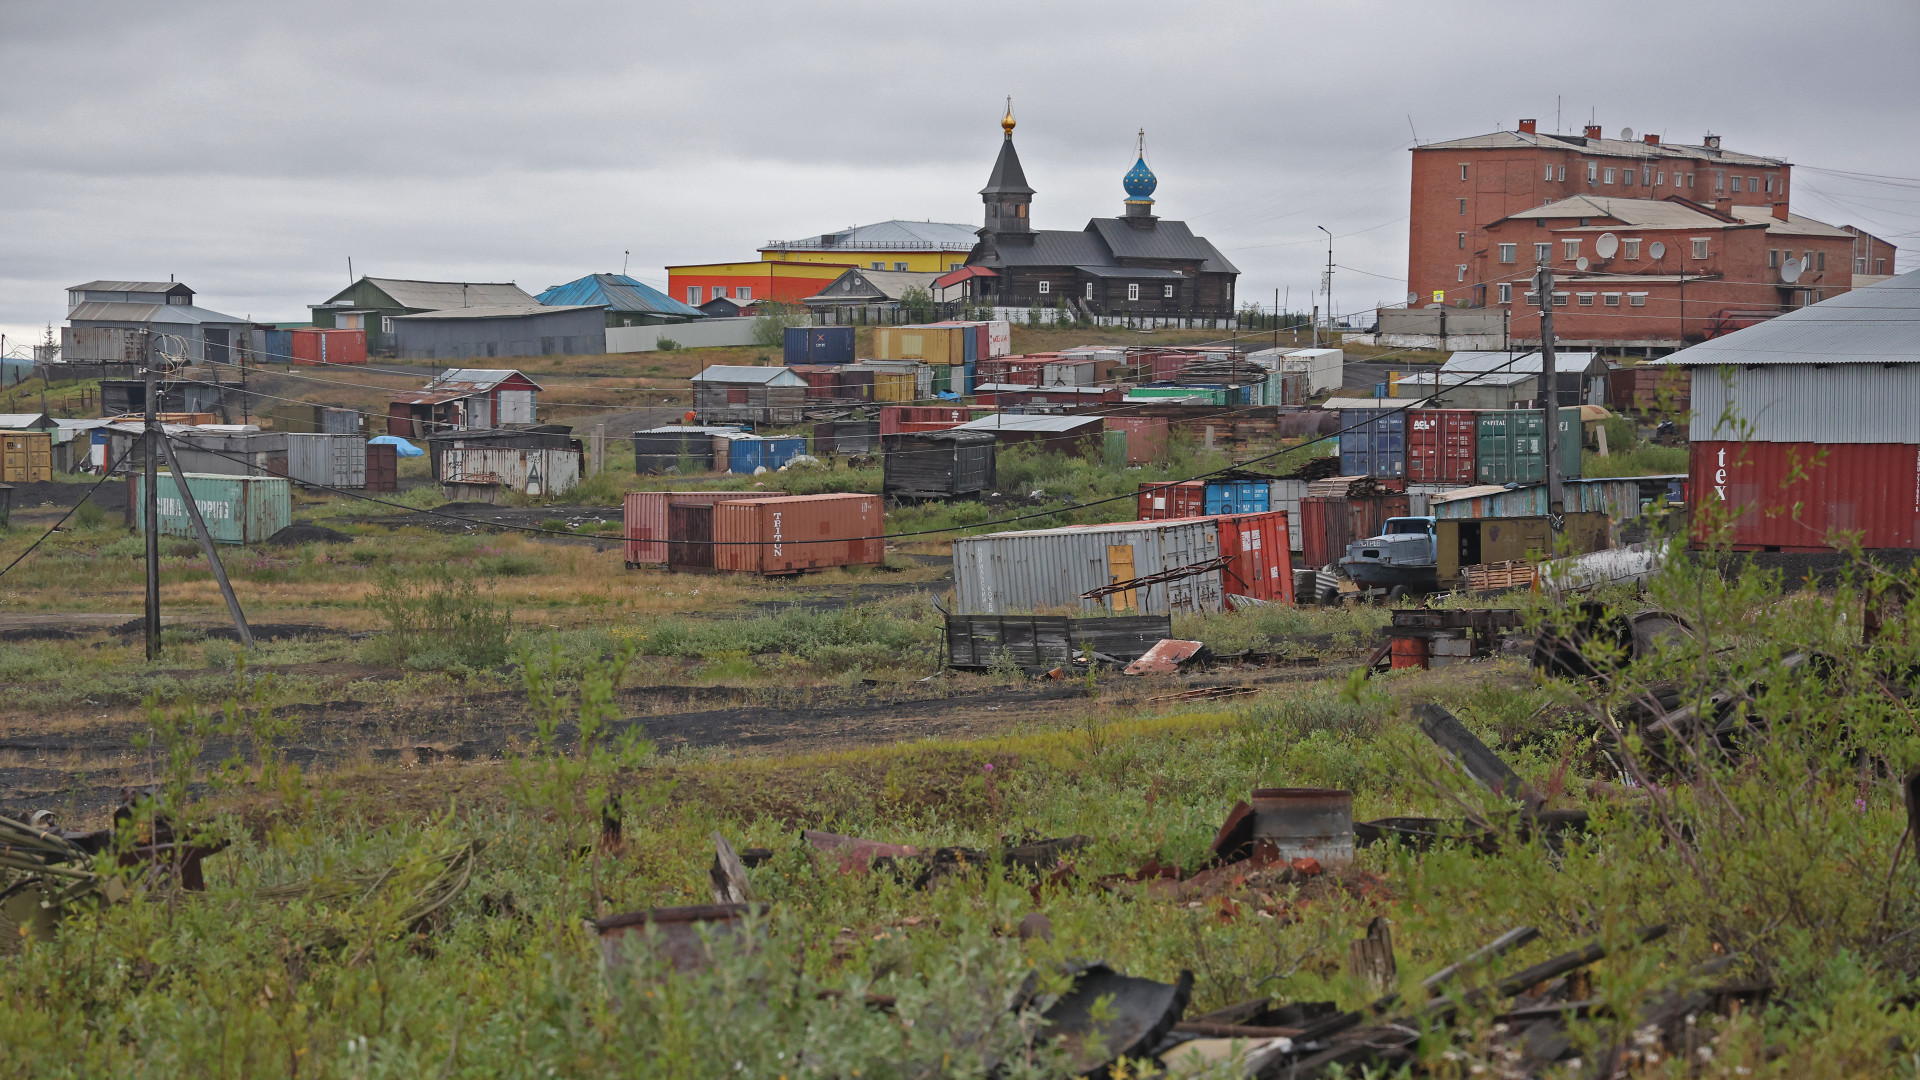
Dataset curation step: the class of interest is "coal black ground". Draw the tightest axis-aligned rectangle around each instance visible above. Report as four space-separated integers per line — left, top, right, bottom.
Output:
337 504 624 546
3 477 129 513
267 523 355 546
0 663 1344 818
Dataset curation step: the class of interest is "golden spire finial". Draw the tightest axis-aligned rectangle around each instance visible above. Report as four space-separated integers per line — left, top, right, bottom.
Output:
1002 97 1016 137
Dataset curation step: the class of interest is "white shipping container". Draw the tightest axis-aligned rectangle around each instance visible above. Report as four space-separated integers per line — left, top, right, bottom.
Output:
1269 479 1308 552
285 433 366 490
1040 361 1095 387
1250 347 1344 395
441 446 579 499
952 519 1226 616
985 320 1012 357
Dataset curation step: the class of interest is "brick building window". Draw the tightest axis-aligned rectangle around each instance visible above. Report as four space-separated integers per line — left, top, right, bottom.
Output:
1655 172 1664 186
1525 291 1541 306
1858 257 1869 272
1038 280 1050 294
1713 170 1724 190
1603 167 1615 184
1623 170 1634 187
1458 232 1467 249
1563 240 1581 260
1686 173 1694 187
1543 164 1554 181
1558 164 1566 181
1498 243 1516 263
1587 161 1598 183
1457 265 1467 282
1768 250 1779 268
1577 293 1595 306
1552 292 1569 306
1643 167 1652 185
1603 293 1621 306
1878 259 1887 273
1628 293 1648 306
1127 283 1139 301
1460 164 1469 180
1459 198 1467 215
1691 238 1709 259
1623 239 1641 260
1817 252 1826 270
1534 242 1551 264
1498 283 1512 303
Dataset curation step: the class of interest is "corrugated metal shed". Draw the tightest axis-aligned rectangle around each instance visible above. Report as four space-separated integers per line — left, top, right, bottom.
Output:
952 519 1226 616
1688 364 1920 443
691 366 807 387
1429 479 1648 521
953 414 1103 434
1667 269 1920 367
424 368 546 393
359 278 534 310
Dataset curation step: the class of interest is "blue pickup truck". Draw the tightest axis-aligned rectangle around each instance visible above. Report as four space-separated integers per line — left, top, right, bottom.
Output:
1340 516 1439 597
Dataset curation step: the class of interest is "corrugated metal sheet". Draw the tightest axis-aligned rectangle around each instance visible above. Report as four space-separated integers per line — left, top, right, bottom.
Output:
952 519 1227 616
537 273 703 318
1407 409 1477 484
1215 511 1293 605
1269 479 1308 552
1339 410 1406 478
1299 495 1409 569
622 490 788 565
728 436 806 474
1137 481 1206 520
285 434 366 489
133 473 291 544
441 446 579 496
711 494 885 574
1204 481 1269 515
1475 409 1583 484
1666 270 1920 367
1687 364 1920 443
1691 441 1920 550
1105 417 1168 464
1429 479 1646 521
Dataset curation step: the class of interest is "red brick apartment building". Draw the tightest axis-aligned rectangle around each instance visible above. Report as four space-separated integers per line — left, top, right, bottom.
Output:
1407 120 1895 347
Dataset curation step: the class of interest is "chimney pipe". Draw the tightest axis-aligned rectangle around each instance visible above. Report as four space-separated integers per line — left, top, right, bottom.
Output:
1518 118 1537 134
1583 124 1602 140
1773 201 1790 221
1643 133 1660 145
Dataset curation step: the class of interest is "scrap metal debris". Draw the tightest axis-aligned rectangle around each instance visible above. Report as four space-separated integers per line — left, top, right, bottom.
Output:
800 829 1088 888
1036 963 1194 1078
591 901 770 976
255 839 484 937
1124 639 1208 676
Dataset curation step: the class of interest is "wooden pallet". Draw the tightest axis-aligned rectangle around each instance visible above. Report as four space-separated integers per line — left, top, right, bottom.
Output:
1464 560 1537 592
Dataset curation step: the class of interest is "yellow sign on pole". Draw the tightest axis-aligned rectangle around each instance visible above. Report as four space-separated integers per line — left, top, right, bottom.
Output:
1431 290 1445 303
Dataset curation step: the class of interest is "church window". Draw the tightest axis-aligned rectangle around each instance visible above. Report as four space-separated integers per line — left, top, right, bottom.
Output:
1163 284 1174 298
1127 283 1140 301
1038 280 1050 294
1084 282 1093 300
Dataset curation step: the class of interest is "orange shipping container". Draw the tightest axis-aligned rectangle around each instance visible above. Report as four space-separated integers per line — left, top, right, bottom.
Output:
291 328 368 365
1214 510 1293 605
623 490 789 567
711 493 885 575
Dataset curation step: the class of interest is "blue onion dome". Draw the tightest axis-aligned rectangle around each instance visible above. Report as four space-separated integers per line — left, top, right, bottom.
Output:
1124 156 1157 199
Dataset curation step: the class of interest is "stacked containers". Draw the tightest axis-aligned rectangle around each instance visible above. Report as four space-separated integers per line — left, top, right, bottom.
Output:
728 436 808 474
1214 510 1293 605
1204 480 1270 515
712 493 885 574
951 518 1226 615
622 490 789 566
132 473 292 544
290 328 367 366
782 326 855 365
1406 409 1479 483
1137 480 1206 519
1475 408 1583 484
1338 410 1407 478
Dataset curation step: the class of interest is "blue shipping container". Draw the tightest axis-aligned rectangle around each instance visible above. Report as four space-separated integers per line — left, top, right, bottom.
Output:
964 358 977 394
263 329 292 365
1204 480 1271 515
960 326 978 368
729 436 808 474
1338 410 1407 479
783 326 855 366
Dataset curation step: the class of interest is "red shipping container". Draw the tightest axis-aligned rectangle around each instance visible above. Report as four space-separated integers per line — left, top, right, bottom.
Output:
789 365 842 402
1690 441 1920 551
711 493 885 575
291 328 367 366
1214 510 1294 605
1407 409 1479 484
880 406 973 435
1137 480 1206 520
623 490 789 567
1106 417 1169 464
1298 494 1410 569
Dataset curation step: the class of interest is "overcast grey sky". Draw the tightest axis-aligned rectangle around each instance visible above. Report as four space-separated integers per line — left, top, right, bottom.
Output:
4 0 1917 351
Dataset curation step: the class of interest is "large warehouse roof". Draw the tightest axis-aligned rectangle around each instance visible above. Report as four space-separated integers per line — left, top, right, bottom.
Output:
1666 269 1920 366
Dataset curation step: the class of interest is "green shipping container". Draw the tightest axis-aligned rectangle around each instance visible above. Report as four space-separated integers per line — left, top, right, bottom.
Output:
931 365 953 394
1126 387 1230 405
1474 408 1583 485
133 472 292 545
1102 429 1128 468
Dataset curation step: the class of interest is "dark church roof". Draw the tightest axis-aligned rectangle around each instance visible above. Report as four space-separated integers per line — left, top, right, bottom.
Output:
1089 218 1238 274
974 219 1237 275
980 135 1034 197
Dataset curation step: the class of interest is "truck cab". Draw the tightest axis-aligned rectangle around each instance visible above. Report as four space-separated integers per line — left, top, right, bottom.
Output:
1340 516 1439 595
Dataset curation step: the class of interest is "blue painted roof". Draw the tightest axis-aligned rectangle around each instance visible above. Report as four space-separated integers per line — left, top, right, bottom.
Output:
535 273 704 318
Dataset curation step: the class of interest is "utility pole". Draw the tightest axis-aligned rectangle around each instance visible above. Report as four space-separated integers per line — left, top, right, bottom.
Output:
1534 265 1564 536
159 433 253 648
142 332 162 659
1272 288 1279 350
1318 225 1334 351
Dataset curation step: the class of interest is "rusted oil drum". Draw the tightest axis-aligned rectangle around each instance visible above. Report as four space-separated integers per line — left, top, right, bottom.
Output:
1389 636 1429 669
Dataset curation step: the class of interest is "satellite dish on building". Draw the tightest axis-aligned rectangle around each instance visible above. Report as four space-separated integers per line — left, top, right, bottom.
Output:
1649 241 1667 260
1576 257 1590 271
1620 127 1635 142
1595 233 1620 259
1781 257 1804 284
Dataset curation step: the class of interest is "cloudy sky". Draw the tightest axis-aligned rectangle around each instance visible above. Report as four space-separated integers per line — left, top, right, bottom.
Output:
3 0 1917 352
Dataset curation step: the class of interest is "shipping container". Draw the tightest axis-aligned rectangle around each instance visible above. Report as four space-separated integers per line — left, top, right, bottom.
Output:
782 325 854 366
871 371 915 403
0 432 53 482
1338 410 1407 478
873 326 966 367
1127 386 1230 405
1269 478 1308 552
953 518 1228 615
880 406 973 436
441 445 580 500
261 329 293 366
1204 480 1270 515
1298 493 1411 569
882 430 996 501
788 365 844 402
132 472 292 544
290 328 367 366
1428 478 1648 521
1040 360 1097 387
710 493 885 575
728 436 808 474
1475 408 1583 484
634 426 732 474
1689 441 1920 551
1407 409 1478 484
834 368 874 402
162 431 286 478
365 442 398 492
1105 417 1169 465
1215 510 1294 605
285 433 367 490
622 490 789 566
1261 370 1311 407
1137 480 1206 520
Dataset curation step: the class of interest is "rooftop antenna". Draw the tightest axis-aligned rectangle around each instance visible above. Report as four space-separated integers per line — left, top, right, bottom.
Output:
348 256 353 282
622 250 630 275
1556 95 1561 134
1407 114 1419 145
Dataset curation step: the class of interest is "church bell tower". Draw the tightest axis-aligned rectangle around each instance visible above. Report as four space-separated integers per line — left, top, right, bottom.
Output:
979 99 1034 236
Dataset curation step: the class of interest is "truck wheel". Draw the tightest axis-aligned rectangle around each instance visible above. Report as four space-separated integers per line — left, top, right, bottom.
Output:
1388 585 1408 602
1317 583 1339 606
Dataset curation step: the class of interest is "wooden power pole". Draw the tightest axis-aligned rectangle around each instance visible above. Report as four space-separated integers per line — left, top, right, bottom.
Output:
142 333 162 659
1535 265 1564 536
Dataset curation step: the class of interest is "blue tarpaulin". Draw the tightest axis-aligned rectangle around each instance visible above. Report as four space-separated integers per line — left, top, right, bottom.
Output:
368 435 424 457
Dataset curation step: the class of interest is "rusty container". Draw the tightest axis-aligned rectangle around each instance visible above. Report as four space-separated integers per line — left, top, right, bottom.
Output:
592 902 765 975
1390 636 1429 670
624 489 789 567
1106 416 1170 464
1137 480 1206 520
711 493 885 575
1690 440 1920 551
1407 409 1479 484
365 442 398 492
1213 510 1293 605
1250 788 1354 867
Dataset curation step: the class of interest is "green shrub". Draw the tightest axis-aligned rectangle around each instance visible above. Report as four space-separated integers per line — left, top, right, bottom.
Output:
363 564 512 669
